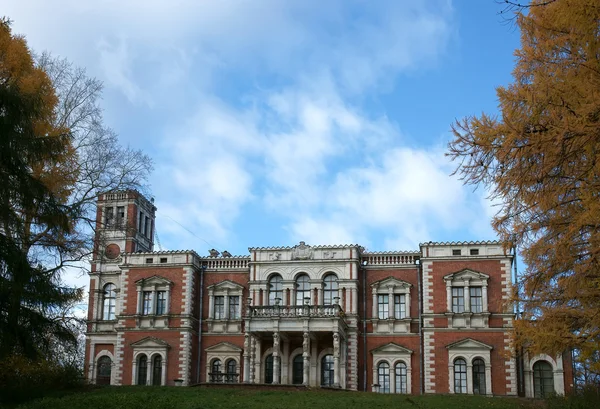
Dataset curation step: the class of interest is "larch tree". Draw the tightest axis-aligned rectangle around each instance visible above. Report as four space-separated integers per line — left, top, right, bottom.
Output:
0 17 81 360
448 0 600 372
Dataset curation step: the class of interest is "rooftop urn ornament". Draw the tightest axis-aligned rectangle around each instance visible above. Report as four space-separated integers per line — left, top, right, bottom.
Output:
209 249 220 257
222 250 232 257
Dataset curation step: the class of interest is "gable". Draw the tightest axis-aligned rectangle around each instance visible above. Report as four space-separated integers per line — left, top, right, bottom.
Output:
130 336 171 348
371 276 413 290
207 280 245 291
205 341 243 353
134 275 174 286
446 338 493 351
443 269 490 282
371 342 413 355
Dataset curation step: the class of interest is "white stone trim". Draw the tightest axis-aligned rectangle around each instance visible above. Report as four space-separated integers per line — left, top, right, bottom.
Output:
447 338 493 396
371 343 413 394
423 331 436 393
422 261 434 314
523 353 565 397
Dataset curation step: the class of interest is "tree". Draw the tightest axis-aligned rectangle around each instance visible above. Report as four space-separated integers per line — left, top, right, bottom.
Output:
0 17 80 360
448 0 600 371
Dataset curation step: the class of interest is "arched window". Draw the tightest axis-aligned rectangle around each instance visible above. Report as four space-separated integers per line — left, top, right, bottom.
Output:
292 354 304 384
268 275 283 305
472 358 486 395
211 359 223 383
152 355 162 386
103 284 116 320
295 274 310 305
377 362 390 393
533 361 554 398
323 274 339 305
454 358 467 394
265 354 274 384
225 359 237 383
321 354 334 386
137 354 148 385
395 362 407 394
96 356 112 385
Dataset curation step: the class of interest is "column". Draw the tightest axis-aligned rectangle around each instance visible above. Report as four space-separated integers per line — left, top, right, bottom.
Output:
88 343 96 382
224 289 230 319
272 332 280 384
302 332 310 385
482 285 488 312
312 287 317 305
132 357 138 385
208 289 214 319
446 281 452 312
485 362 492 396
243 333 251 383
161 356 167 386
165 287 171 314
448 363 454 393
250 336 257 383
405 290 411 318
352 287 358 314
388 286 394 319
372 288 378 318
333 332 340 387
317 284 323 305
464 280 471 312
136 288 142 314
151 288 156 314
466 362 473 394
390 364 396 393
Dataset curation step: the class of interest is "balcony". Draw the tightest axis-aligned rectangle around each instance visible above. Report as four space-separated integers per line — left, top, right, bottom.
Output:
247 304 344 319
246 304 347 333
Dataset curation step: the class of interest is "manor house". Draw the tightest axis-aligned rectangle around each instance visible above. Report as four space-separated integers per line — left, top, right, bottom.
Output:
85 191 573 398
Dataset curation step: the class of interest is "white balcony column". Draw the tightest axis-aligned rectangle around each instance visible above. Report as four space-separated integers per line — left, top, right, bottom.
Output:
272 332 280 384
208 289 214 319
388 286 394 319
333 332 340 387
283 285 289 306
302 332 310 385
317 284 323 305
446 281 452 312
482 284 489 312
243 333 251 383
464 279 471 312
352 287 358 314
136 287 142 314
372 288 378 318
224 289 230 319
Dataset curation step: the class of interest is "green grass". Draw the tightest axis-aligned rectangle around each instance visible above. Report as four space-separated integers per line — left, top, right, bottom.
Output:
15 386 543 409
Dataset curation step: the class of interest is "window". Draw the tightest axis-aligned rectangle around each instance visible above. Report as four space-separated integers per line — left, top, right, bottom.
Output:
156 291 167 315
377 362 390 393
470 248 479 255
268 275 283 305
452 287 465 313
378 295 389 319
470 287 483 313
533 361 554 398
160 257 167 263
145 258 153 264
394 294 406 319
96 356 112 385
295 274 310 305
225 359 237 383
211 359 223 383
105 207 114 227
144 216 149 237
142 291 153 315
292 355 303 384
454 358 467 394
229 296 240 319
321 355 334 386
395 362 408 394
116 206 125 227
102 283 116 320
214 296 225 319
323 273 339 305
452 249 461 256
137 355 148 385
138 210 143 232
265 354 274 384
152 355 162 386
473 358 486 395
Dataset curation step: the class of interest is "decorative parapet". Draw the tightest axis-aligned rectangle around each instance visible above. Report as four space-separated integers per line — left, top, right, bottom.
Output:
361 251 420 267
201 257 250 270
247 304 345 320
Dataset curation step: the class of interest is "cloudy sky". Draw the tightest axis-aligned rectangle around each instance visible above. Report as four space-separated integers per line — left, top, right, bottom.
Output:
6 1 520 262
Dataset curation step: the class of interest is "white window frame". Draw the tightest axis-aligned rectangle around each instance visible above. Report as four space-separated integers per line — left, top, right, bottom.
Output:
130 336 170 386
370 277 412 333
208 280 244 321
523 353 565 397
371 342 413 394
444 269 490 328
447 338 493 396
135 275 173 317
205 342 242 384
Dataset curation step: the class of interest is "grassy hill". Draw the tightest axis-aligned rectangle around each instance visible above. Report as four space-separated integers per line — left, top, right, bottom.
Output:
14 386 546 409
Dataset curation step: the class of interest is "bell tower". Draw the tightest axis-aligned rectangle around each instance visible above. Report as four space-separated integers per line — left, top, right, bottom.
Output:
92 190 156 268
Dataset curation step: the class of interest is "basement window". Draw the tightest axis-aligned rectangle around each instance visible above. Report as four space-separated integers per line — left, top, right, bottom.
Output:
452 249 461 256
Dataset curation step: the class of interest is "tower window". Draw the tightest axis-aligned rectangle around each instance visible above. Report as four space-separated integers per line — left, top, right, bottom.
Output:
470 248 479 255
116 206 125 227
105 207 114 227
452 249 461 256
145 258 153 264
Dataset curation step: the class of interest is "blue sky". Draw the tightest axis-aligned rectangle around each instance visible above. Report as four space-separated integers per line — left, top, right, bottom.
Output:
6 1 521 262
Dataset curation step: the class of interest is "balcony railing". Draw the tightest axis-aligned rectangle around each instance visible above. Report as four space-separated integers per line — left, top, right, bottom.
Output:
247 304 344 318
208 372 239 383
